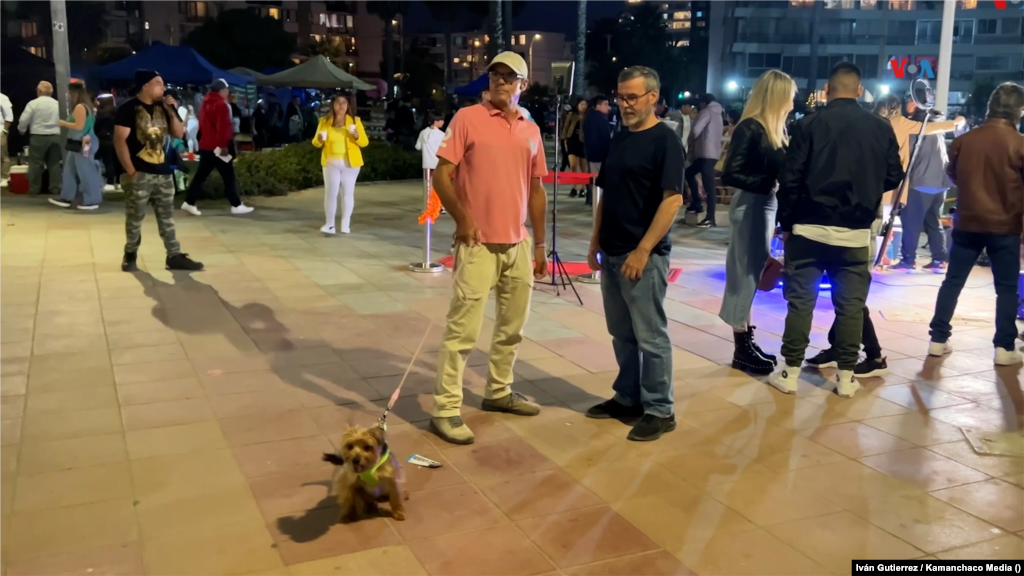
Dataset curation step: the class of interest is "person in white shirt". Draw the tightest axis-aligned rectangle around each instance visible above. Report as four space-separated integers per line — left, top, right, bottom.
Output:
18 81 63 195
0 91 13 185
415 112 445 171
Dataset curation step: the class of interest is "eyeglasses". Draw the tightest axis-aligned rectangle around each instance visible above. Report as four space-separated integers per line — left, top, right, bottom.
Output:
488 70 525 84
615 90 654 107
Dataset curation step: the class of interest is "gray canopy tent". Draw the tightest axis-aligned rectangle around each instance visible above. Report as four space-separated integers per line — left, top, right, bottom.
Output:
256 56 374 90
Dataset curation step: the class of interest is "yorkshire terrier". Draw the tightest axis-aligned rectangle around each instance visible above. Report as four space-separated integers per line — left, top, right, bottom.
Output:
322 425 408 522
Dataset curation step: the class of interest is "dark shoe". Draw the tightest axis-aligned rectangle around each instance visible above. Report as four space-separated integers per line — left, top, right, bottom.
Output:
922 260 946 274
890 260 916 272
748 326 777 365
731 330 774 376
121 251 138 272
569 189 578 198
480 391 540 416
854 356 889 378
165 253 204 271
686 206 701 214
627 414 676 442
585 398 644 420
805 348 838 369
695 218 716 228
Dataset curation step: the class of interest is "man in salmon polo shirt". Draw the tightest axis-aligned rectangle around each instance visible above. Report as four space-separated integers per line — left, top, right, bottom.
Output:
430 51 549 445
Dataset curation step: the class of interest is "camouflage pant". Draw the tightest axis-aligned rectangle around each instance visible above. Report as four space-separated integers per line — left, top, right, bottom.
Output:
122 173 181 257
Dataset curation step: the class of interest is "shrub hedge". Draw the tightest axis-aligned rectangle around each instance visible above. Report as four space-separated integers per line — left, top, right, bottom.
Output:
190 141 421 200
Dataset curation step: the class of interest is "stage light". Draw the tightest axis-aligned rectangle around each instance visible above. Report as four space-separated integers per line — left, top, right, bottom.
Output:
880 84 890 94
726 80 739 92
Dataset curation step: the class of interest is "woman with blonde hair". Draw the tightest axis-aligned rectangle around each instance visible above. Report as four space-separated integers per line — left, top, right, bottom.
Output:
718 69 796 375
51 82 103 210
313 92 368 234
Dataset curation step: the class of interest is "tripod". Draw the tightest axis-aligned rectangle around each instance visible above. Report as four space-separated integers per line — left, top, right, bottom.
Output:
547 90 583 305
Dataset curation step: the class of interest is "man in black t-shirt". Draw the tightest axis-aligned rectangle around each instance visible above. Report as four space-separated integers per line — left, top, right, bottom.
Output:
114 70 203 272
584 66 685 442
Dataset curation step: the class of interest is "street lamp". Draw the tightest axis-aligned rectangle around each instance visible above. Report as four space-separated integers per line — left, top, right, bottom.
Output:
528 34 541 78
726 80 739 92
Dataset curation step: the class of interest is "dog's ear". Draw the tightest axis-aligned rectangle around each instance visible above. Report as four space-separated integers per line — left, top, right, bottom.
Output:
322 453 344 466
367 425 385 447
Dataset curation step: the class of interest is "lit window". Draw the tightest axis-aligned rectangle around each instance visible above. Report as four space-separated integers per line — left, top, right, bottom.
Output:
673 11 690 19
346 15 353 28
519 34 526 44
789 0 815 6
957 0 977 7
888 0 915 9
860 0 877 7
663 13 668 19
696 11 703 16
675 39 690 46
144 21 150 29
453 57 460 63
20 22 36 37
268 7 280 19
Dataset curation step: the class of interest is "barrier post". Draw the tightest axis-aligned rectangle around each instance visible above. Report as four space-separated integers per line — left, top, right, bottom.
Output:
408 168 444 274
578 175 601 284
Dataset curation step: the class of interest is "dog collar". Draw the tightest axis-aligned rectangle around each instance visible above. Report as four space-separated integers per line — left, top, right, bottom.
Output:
358 448 390 486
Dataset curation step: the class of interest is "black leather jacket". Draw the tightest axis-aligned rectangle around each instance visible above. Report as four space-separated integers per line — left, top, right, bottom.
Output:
721 118 786 195
778 98 904 232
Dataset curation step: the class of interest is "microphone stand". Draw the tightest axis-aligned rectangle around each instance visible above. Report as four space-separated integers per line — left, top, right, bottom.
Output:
548 91 583 305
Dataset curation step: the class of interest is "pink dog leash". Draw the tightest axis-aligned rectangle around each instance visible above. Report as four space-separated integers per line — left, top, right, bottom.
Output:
377 323 433 430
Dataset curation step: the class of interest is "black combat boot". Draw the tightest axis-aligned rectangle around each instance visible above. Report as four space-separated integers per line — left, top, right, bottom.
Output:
748 326 777 365
731 330 774 375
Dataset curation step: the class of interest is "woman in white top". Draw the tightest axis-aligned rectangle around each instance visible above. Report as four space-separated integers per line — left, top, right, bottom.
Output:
185 106 199 153
415 112 445 172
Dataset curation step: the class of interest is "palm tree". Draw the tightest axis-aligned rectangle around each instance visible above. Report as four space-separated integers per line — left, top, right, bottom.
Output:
493 1 504 55
424 1 462 87
574 0 586 95
366 1 404 95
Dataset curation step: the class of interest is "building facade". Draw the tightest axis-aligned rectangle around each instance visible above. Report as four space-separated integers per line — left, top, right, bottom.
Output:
707 0 1024 104
408 30 574 88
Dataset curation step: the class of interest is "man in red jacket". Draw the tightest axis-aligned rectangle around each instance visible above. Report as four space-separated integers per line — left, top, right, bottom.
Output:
181 79 253 215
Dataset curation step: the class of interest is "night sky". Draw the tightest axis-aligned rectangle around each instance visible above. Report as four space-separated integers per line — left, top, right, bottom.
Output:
401 1 626 37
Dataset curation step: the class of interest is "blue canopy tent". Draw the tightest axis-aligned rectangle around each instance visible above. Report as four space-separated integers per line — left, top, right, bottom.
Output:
453 74 488 97
91 42 252 86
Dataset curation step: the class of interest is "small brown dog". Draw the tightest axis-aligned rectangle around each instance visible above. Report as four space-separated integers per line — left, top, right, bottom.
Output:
322 425 408 523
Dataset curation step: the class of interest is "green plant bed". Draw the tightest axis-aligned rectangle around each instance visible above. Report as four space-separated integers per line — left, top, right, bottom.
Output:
179 141 421 201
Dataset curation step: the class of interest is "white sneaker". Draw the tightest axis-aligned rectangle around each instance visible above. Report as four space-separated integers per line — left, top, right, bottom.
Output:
340 226 351 234
994 347 1023 366
928 341 953 357
320 224 336 235
49 198 71 208
836 369 860 398
180 202 201 216
103 184 116 193
768 364 800 394
231 204 254 215
76 204 98 211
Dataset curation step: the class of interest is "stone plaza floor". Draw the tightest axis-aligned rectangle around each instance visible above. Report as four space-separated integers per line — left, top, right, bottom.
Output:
1 181 1022 575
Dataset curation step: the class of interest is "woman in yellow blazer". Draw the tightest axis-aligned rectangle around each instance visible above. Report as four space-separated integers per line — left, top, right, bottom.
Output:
313 93 369 234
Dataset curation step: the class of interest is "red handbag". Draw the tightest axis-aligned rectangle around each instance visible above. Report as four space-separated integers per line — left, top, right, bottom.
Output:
758 257 784 291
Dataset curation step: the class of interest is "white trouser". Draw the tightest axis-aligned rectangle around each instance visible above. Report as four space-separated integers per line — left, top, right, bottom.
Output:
322 158 360 231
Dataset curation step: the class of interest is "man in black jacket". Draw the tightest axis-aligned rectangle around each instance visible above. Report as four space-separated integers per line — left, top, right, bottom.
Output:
772 62 904 398
893 95 951 272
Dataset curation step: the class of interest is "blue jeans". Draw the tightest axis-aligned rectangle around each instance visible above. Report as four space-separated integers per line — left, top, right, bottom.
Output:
929 230 1019 350
60 150 103 206
600 252 674 418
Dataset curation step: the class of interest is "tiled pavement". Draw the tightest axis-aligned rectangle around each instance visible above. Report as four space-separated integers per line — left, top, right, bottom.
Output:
1 182 1022 576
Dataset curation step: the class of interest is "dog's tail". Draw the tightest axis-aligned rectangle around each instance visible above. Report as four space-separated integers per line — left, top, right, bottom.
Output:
322 453 344 466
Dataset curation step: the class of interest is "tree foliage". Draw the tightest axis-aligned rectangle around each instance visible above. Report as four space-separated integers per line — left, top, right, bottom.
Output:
964 77 997 118
393 42 445 103
184 9 296 72
585 5 691 99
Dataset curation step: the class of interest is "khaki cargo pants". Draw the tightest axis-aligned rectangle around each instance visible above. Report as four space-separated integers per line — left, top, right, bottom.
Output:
434 240 534 418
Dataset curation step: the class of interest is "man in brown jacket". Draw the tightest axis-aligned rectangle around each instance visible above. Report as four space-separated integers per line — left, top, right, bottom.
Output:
928 82 1024 365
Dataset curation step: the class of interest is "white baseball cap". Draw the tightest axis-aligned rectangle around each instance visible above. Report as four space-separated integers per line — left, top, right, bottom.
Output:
487 51 528 78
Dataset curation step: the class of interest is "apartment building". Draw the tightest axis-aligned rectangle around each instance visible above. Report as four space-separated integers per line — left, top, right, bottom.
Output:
707 0 1024 103
622 0 712 89
408 30 574 88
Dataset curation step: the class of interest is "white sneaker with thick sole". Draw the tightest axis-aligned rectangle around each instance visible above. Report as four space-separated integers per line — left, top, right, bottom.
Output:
928 341 953 357
103 184 116 193
180 202 201 216
48 198 71 208
320 224 336 235
836 369 860 398
768 364 800 394
76 204 98 211
994 347 1023 366
231 204 254 215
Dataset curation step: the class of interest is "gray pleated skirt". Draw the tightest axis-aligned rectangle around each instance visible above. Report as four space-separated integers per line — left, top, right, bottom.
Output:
719 190 778 330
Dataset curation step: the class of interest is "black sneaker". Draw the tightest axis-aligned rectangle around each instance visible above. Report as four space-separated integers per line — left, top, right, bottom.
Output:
121 251 138 272
805 348 838 369
854 356 889 378
922 260 946 274
890 260 916 272
585 398 644 420
695 218 716 228
627 414 676 442
686 206 702 214
166 253 204 271
569 189 579 198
